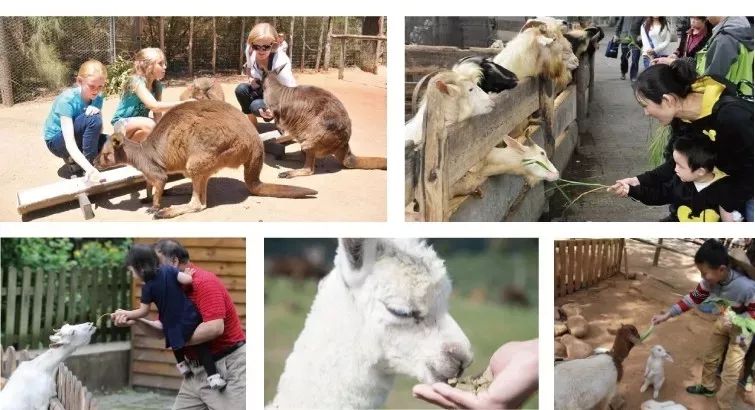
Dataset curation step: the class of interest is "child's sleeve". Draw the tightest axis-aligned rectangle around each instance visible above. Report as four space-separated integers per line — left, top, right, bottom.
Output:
628 182 674 205
669 281 711 317
636 160 674 188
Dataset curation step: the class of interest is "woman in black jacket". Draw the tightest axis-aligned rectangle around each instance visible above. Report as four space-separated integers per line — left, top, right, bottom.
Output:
610 59 753 221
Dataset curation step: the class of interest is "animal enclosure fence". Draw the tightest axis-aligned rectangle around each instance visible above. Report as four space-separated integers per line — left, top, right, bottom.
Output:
554 239 625 297
0 16 386 106
1 267 130 349
0 345 98 410
405 43 595 221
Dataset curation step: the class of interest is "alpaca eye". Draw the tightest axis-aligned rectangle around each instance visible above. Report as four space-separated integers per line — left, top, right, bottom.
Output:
385 305 421 321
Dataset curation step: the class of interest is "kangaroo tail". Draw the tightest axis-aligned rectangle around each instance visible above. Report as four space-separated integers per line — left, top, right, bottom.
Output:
342 153 387 170
245 151 317 198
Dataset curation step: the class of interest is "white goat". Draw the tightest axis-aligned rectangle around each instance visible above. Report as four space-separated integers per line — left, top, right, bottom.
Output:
641 400 688 410
0 323 96 410
405 69 494 145
493 17 578 89
269 238 473 409
641 344 673 400
452 135 559 197
555 324 642 410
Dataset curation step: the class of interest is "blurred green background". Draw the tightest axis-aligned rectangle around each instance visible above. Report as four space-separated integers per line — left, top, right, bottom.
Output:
264 238 539 409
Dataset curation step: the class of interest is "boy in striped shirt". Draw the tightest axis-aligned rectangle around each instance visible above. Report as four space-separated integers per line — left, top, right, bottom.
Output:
652 239 755 410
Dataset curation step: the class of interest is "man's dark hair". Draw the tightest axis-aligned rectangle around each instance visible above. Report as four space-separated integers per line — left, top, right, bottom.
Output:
154 239 190 264
125 244 159 281
694 239 729 268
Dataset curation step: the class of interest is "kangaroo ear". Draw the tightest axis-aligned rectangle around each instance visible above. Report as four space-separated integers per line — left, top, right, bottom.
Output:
111 132 124 148
339 238 379 288
273 62 287 75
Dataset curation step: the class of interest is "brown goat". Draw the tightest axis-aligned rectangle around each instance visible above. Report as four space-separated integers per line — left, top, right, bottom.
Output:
262 68 387 178
610 324 642 382
179 77 225 101
94 100 317 219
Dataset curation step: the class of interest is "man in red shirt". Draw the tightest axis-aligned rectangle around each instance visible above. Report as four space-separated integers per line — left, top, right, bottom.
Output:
115 239 245 410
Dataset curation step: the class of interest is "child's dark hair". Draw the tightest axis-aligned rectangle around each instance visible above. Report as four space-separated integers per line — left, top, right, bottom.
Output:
154 239 190 264
635 59 697 104
672 133 716 172
125 244 159 281
694 239 729 268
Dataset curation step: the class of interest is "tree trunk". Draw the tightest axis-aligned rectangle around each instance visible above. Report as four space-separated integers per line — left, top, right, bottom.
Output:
239 17 246 74
323 17 333 70
0 17 14 106
315 17 327 71
300 16 306 70
159 17 164 50
212 17 217 74
188 17 194 77
272 17 277 28
133 17 143 50
360 17 380 72
288 17 295 62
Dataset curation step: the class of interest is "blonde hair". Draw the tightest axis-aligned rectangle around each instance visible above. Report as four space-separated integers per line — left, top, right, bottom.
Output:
77 60 107 81
123 47 166 96
247 23 278 49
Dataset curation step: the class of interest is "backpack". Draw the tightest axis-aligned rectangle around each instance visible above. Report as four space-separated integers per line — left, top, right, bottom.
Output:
696 39 754 99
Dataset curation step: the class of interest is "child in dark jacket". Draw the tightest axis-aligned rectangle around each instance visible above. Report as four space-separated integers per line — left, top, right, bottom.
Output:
611 130 744 221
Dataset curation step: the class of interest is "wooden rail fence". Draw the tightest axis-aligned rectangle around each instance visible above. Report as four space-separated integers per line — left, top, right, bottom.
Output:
554 239 625 297
405 43 596 221
1 267 130 349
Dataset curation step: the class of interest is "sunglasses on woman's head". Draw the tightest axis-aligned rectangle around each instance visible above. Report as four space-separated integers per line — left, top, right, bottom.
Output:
252 44 273 51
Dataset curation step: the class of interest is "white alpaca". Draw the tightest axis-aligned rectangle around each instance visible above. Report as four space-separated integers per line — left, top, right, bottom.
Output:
641 345 673 399
405 69 494 145
0 323 96 410
269 238 473 409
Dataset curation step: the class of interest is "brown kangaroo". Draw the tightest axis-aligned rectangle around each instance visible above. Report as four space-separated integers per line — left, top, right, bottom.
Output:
179 77 225 101
262 66 387 178
94 100 317 219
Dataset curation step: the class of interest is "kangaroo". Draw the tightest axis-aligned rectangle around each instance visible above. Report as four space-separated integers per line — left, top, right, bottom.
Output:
94 100 317 219
262 65 387 178
179 77 225 101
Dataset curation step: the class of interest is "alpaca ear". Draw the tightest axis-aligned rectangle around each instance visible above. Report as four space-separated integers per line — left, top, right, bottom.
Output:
339 238 378 288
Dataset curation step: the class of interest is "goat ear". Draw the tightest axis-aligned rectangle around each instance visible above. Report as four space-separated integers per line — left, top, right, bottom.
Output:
503 135 526 153
111 133 124 148
435 80 450 95
339 238 378 288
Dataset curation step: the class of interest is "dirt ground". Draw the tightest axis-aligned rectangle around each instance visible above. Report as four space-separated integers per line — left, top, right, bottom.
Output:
556 239 755 410
0 67 386 221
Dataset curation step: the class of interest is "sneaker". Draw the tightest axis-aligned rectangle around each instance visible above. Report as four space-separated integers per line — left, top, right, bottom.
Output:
621 73 626 80
67 162 85 178
207 374 227 391
176 361 193 378
659 213 677 222
686 384 716 397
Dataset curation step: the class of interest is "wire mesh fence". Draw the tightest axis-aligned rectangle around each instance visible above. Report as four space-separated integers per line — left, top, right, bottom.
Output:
0 16 387 105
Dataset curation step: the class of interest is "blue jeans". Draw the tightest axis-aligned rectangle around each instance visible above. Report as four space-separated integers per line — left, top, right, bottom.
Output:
620 43 641 80
234 83 267 116
642 54 667 69
46 113 106 163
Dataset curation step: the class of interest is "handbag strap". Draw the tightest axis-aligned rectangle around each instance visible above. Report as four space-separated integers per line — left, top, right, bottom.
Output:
643 24 655 50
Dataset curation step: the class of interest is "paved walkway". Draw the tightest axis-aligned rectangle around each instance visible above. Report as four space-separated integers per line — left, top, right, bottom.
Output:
545 31 674 222
94 388 175 410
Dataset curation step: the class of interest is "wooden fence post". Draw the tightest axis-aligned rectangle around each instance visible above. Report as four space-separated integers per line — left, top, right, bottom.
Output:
0 17 15 106
338 37 345 80
538 76 555 156
575 54 590 140
421 93 449 221
652 238 663 266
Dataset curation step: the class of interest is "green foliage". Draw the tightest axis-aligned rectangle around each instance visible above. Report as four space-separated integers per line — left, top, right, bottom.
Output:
106 55 134 97
648 124 672 168
1 238 132 272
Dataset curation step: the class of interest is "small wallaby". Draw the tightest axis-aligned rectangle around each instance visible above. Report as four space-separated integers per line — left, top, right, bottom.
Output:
262 65 387 178
179 77 225 101
94 100 317 219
